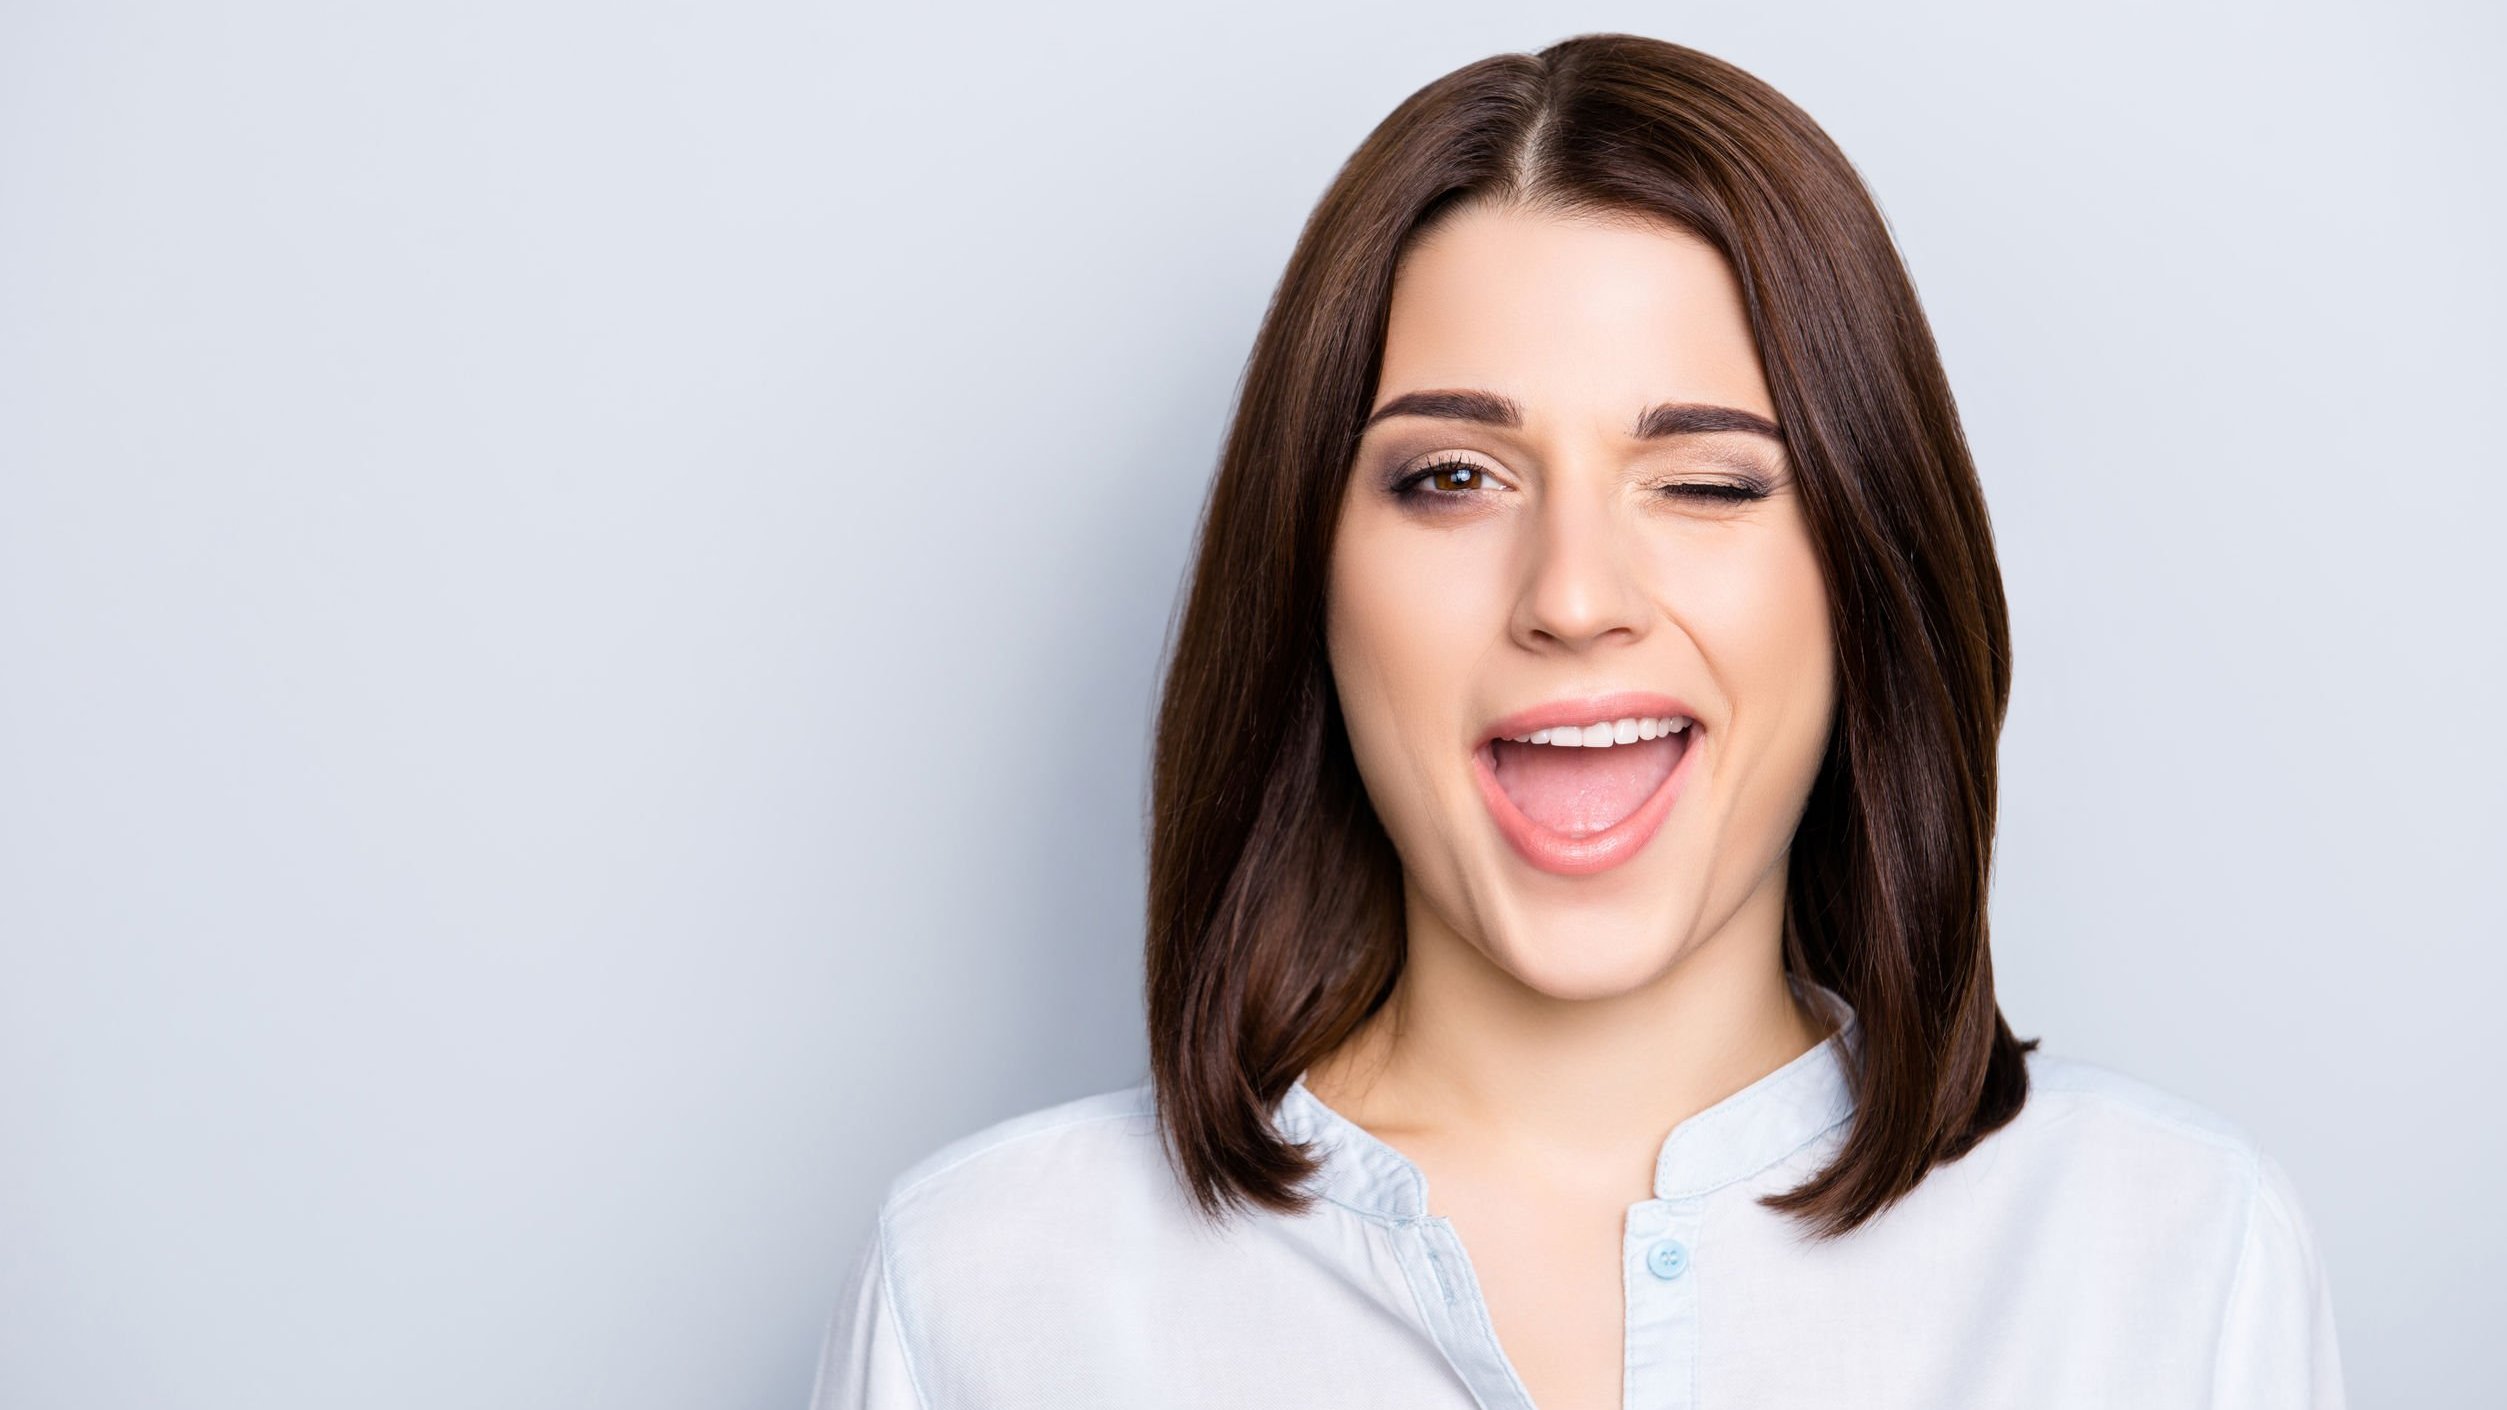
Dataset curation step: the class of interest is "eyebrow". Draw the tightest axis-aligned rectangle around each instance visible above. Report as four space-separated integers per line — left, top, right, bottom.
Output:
1359 388 1782 442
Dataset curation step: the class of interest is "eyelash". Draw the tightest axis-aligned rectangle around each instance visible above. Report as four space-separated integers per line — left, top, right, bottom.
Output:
1389 457 1773 506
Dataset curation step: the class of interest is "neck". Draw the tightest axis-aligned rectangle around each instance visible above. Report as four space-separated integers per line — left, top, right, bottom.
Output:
1304 863 1830 1197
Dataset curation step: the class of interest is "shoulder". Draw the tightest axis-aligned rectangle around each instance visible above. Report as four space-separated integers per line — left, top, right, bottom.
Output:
815 1083 1193 1409
1886 1049 2294 1253
859 1078 1241 1348
870 1078 1209 1265
2010 1046 2330 1240
2015 1048 2268 1158
880 1079 1165 1214
2000 1052 2344 1399
1955 1049 2325 1279
1858 1049 2331 1332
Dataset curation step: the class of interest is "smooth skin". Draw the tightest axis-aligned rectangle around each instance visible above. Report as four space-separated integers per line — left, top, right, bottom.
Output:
1301 202 1840 1410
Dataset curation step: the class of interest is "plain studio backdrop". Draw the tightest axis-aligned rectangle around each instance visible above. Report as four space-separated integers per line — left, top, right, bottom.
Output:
2 1 2499 1406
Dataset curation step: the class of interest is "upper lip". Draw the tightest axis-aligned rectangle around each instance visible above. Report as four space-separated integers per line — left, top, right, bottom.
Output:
1479 690 1703 746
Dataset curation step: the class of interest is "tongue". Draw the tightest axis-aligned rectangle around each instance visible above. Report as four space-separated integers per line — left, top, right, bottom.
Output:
1491 734 1684 838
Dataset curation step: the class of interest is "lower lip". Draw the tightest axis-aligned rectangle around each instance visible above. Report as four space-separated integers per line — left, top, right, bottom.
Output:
1470 729 1702 877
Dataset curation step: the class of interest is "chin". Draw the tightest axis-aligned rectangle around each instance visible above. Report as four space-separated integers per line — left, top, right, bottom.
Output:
1482 917 1690 1002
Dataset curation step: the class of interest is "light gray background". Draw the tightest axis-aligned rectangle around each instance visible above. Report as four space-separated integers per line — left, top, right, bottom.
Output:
3 1 2497 1406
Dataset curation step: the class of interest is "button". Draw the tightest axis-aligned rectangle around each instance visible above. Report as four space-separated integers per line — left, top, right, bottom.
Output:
1645 1238 1689 1280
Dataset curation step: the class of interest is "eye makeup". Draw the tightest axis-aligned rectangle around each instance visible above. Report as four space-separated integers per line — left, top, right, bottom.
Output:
1381 454 1781 510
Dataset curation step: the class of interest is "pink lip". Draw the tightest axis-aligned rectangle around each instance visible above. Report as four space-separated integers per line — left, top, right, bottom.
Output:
1478 690 1701 746
1471 691 1704 877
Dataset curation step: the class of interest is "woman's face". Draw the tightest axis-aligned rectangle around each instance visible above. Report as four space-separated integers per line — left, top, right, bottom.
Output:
1326 202 1836 1002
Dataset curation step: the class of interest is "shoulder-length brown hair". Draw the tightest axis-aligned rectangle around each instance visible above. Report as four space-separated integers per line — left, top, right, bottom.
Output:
1145 31 2033 1239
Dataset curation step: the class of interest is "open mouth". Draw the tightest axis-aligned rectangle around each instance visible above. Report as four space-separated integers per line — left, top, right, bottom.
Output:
1471 713 1699 876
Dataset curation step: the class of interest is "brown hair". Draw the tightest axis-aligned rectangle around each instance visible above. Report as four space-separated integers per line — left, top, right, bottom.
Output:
1144 32 2034 1239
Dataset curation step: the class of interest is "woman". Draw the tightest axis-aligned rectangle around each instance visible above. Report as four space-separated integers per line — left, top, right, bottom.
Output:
812 33 2342 1410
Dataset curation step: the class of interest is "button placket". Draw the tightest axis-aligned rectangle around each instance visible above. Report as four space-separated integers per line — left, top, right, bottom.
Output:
1622 1197 1705 1410
1387 1217 1542 1410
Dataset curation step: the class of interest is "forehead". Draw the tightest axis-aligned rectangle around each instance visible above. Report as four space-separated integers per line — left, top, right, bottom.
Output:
1375 204 1774 425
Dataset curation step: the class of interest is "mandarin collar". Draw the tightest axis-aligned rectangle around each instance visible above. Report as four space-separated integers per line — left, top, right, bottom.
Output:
1275 983 1860 1220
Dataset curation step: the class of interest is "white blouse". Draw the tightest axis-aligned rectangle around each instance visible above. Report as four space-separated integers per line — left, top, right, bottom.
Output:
809 996 2344 1409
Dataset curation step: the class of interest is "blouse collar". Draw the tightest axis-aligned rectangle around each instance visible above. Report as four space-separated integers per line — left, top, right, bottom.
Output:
1273 981 1860 1220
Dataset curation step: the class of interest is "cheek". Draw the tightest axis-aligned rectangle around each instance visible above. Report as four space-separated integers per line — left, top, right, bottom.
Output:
1329 514 1489 716
1640 520 1835 756
1325 511 1507 818
1733 531 1832 705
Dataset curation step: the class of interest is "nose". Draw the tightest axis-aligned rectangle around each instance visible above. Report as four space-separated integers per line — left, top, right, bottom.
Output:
1510 473 1651 651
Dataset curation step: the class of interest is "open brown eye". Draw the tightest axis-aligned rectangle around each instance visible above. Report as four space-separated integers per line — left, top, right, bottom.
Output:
1393 458 1496 500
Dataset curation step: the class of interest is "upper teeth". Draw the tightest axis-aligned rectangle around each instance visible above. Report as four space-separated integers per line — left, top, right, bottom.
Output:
1501 715 1693 747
